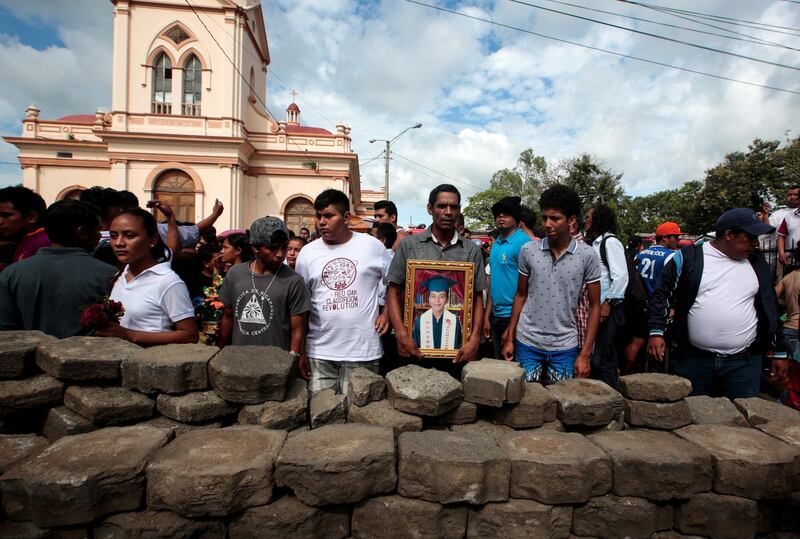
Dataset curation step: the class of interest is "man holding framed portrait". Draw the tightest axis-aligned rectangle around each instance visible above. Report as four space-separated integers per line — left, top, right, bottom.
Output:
386 184 486 372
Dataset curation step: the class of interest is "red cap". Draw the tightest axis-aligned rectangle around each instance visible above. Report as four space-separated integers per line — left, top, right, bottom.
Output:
655 222 683 236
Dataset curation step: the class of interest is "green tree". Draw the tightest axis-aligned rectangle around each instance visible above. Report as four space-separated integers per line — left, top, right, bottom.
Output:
553 153 625 208
463 148 553 229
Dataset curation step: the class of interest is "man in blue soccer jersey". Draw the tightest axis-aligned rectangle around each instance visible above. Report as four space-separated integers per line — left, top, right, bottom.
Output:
623 221 682 372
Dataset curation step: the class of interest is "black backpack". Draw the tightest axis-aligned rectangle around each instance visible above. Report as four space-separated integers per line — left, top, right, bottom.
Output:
599 234 649 315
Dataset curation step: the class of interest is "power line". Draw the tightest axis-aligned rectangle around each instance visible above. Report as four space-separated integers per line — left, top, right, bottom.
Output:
617 1 798 49
618 1 800 36
404 0 800 96
183 0 316 158
392 152 485 192
537 0 800 52
359 152 385 167
507 0 800 72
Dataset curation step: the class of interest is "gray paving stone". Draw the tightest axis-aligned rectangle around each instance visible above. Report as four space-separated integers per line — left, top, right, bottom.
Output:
0 426 169 527
675 424 797 499
756 421 800 489
208 345 295 404
147 426 285 517
352 495 466 539
398 430 510 504
37 337 140 382
0 520 87 538
347 367 386 407
347 398 422 437
461 358 525 407
385 365 463 417
156 390 237 424
0 331 56 379
121 343 216 394
0 374 64 415
734 397 800 426
571 495 673 538
500 430 611 504
467 498 572 539
0 434 49 474
675 492 758 539
93 510 225 539
685 396 748 426
42 406 95 440
618 373 692 402
547 378 624 427
230 496 349 539
237 378 308 430
276 424 396 506
309 388 346 428
449 418 513 442
138 416 222 438
589 430 712 500
624 399 692 430
437 400 477 425
63 386 154 426
493 382 557 429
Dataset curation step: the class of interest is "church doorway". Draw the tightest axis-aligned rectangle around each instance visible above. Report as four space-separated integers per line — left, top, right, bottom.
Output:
284 197 315 235
153 169 196 223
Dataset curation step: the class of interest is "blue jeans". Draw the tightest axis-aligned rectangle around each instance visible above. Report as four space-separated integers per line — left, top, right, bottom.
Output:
671 348 762 399
783 327 800 361
516 340 578 384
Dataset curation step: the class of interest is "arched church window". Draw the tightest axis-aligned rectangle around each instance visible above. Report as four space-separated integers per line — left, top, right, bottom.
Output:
182 55 202 116
152 53 172 114
153 169 196 223
284 197 315 235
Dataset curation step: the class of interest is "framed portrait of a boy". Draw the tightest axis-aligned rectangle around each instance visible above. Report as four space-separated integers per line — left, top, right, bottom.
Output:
403 260 475 359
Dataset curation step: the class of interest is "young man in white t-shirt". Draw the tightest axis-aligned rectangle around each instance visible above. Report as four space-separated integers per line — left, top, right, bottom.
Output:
295 189 390 395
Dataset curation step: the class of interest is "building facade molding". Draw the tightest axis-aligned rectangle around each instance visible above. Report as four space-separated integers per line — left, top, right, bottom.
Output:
143 161 205 193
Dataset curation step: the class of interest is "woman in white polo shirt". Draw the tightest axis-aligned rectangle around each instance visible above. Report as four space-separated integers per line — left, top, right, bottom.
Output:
97 208 198 345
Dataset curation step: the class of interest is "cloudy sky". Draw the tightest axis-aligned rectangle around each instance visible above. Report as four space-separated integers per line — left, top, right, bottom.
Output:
1 0 798 226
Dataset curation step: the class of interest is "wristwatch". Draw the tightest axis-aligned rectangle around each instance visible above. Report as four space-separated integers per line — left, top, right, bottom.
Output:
288 351 301 360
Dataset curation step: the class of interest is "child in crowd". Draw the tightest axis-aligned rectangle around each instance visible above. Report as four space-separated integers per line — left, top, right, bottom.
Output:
286 236 307 270
98 208 198 345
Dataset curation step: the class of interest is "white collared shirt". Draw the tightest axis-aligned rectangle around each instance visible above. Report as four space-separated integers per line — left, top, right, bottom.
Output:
592 233 629 302
110 262 195 332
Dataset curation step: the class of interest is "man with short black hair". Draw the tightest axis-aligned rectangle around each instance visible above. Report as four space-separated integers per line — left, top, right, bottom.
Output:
0 185 49 263
299 227 311 241
296 189 389 394
387 184 486 373
519 205 540 240
0 200 117 337
374 199 407 249
484 196 531 359
218 216 310 351
648 208 788 398
502 185 601 382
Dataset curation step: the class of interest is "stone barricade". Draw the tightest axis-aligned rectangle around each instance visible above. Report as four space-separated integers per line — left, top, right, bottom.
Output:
0 336 799 538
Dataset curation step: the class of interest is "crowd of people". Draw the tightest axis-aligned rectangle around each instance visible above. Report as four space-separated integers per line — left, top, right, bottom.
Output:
0 181 797 409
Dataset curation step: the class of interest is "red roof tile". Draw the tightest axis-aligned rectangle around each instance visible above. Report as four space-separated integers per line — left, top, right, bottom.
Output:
54 114 96 124
285 124 332 136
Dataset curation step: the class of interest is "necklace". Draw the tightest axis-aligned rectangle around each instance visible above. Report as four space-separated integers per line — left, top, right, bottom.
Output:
250 261 280 300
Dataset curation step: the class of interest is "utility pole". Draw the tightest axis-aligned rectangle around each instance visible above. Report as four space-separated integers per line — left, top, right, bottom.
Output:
369 123 422 201
383 140 391 199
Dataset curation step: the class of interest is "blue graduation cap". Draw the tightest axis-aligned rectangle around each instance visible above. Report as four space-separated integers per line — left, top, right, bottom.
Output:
420 275 457 292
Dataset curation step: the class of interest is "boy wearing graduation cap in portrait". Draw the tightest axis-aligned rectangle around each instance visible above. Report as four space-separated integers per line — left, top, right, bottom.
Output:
412 275 462 350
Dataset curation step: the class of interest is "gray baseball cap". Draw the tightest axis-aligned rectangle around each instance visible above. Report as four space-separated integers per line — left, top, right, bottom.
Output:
249 216 289 246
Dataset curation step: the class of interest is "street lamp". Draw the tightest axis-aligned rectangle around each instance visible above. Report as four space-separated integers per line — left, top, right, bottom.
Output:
369 122 422 200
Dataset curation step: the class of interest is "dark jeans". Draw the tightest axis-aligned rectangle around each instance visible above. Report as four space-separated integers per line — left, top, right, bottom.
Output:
671 348 762 399
491 315 511 359
591 303 625 389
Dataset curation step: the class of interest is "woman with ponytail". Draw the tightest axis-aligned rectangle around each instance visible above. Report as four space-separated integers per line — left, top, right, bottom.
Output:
97 208 198 345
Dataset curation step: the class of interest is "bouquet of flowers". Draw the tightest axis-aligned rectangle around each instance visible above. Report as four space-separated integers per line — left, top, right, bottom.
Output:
197 274 225 345
80 296 125 328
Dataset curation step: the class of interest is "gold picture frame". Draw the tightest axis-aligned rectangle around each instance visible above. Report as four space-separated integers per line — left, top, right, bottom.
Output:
403 259 475 359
